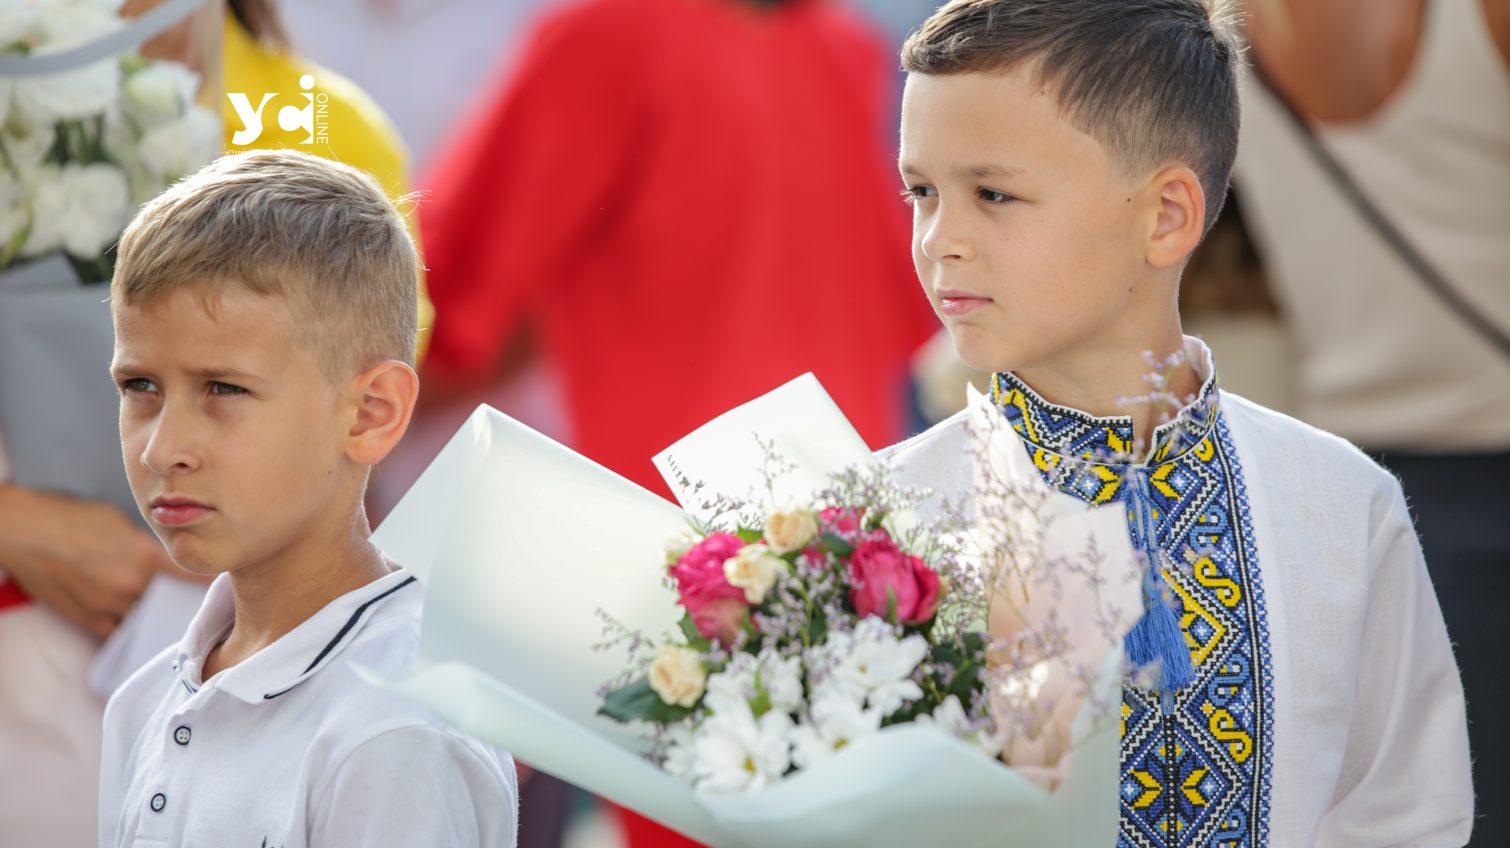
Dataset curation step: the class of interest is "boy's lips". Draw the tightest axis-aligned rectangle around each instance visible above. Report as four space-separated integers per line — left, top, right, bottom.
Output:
150 496 214 528
936 289 992 317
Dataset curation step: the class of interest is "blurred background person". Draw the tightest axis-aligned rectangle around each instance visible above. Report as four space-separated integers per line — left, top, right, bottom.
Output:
279 0 562 171
0 3 423 845
413 0 934 845
417 0 932 495
1236 1 1510 844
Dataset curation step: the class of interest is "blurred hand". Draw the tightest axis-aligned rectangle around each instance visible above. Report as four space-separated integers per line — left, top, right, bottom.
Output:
0 483 198 640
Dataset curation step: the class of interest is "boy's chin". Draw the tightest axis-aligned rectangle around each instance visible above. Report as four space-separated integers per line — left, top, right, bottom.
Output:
949 329 1017 375
158 539 229 579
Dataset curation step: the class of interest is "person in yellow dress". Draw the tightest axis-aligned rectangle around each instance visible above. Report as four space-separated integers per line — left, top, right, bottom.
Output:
0 4 429 845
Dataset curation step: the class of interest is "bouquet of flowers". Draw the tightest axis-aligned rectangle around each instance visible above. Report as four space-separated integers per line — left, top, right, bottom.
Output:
598 482 1009 792
0 0 219 281
366 375 1142 847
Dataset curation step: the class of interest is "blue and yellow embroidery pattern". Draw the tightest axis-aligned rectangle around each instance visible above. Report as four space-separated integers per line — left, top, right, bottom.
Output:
992 372 1273 848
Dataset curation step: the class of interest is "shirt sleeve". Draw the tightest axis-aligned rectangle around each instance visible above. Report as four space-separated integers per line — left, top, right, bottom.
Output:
1315 484 1474 847
310 725 518 848
416 3 650 380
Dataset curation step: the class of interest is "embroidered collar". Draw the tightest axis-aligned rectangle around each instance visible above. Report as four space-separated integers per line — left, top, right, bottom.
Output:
990 336 1222 467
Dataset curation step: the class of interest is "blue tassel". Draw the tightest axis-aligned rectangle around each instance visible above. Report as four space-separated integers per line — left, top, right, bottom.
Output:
1120 469 1194 709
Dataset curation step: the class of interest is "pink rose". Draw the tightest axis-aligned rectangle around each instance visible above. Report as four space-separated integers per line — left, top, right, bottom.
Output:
848 536 940 625
820 506 865 535
670 532 749 645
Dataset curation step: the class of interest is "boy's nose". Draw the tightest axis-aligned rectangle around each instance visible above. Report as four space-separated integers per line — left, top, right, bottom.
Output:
139 410 201 477
919 208 972 263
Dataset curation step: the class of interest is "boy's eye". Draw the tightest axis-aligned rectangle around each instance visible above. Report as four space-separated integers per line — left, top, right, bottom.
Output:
209 381 248 397
978 188 1016 204
119 378 157 394
901 185 936 205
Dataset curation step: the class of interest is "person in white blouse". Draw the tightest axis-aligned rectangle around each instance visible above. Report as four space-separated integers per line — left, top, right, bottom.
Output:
1236 3 1510 843
885 1 1471 845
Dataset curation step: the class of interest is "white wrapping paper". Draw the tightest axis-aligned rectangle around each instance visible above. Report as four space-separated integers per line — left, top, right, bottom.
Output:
366 375 1130 847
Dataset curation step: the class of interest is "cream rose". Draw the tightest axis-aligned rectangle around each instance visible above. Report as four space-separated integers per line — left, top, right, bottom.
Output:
764 508 819 555
723 544 786 604
649 645 707 708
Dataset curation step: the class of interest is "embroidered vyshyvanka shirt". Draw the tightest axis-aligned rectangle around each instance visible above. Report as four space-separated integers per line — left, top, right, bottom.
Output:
879 337 1472 847
992 354 1268 847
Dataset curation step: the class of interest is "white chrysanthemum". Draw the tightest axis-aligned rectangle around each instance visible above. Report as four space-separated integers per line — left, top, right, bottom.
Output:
916 694 1004 758
660 724 697 782
691 703 793 793
790 694 882 770
812 618 929 716
704 649 803 716
22 163 129 260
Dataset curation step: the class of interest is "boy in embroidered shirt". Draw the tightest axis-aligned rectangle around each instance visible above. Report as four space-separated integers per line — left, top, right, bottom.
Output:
98 150 517 847
882 1 1473 845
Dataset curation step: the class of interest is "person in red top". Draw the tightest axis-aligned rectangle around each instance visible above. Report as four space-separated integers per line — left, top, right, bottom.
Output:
419 0 935 508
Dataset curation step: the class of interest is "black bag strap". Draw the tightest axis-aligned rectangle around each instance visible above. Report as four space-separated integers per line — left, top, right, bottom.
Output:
1247 53 1510 361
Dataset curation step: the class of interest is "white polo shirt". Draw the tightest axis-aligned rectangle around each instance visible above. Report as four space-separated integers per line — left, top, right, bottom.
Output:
98 568 518 848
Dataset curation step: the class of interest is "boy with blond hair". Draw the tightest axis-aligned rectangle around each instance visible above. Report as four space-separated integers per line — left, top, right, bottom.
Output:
881 1 1473 845
98 149 517 847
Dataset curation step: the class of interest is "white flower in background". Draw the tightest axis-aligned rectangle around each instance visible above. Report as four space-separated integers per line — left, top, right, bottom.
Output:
704 649 803 716
137 106 217 182
723 543 785 604
0 172 28 255
1 124 56 174
691 702 793 792
0 1 35 59
764 508 819 555
98 109 159 205
790 694 883 769
123 60 199 128
22 162 128 259
915 694 1004 758
8 2 124 127
648 645 707 708
31 0 122 49
812 617 929 716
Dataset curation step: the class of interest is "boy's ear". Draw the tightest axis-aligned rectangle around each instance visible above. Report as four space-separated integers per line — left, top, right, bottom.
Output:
344 360 419 467
1145 165 1206 269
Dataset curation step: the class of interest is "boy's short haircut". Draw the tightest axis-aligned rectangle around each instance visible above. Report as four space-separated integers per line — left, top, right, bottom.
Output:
902 0 1243 233
112 149 419 380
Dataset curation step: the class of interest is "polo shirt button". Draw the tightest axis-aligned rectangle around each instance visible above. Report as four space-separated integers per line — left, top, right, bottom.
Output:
174 726 191 746
150 793 166 813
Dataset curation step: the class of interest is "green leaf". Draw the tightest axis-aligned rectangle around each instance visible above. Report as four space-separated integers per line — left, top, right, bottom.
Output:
946 659 986 702
676 614 713 652
886 587 899 625
597 677 696 724
807 609 828 645
736 527 764 545
818 532 854 558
